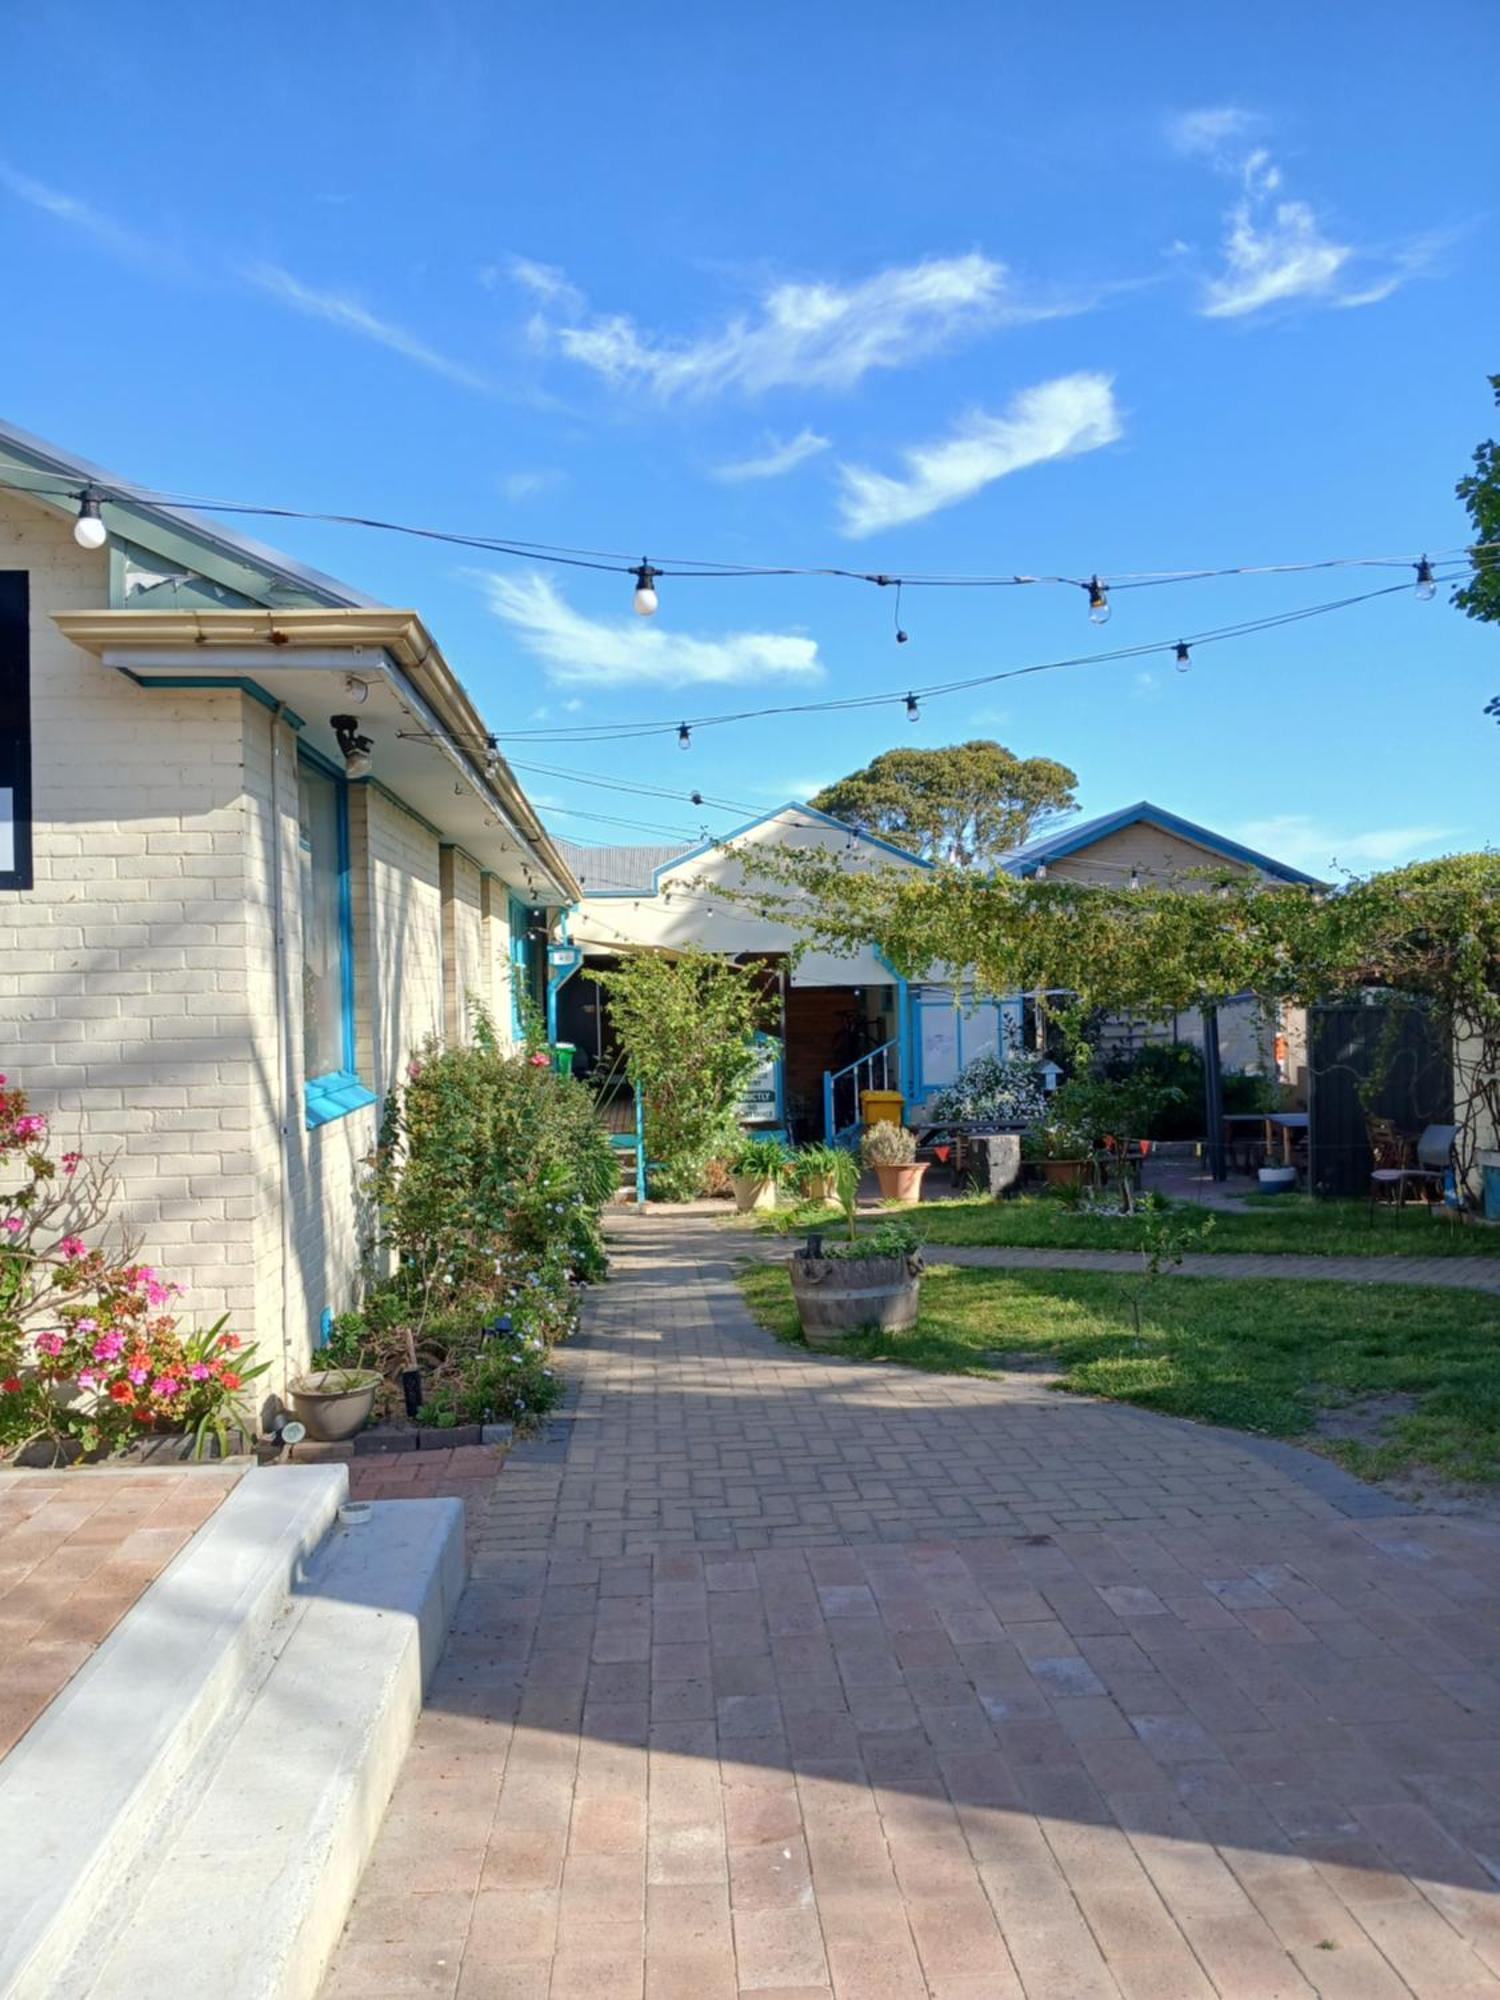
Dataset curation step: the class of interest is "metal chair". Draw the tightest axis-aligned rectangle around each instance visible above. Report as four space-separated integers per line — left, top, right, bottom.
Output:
1368 1119 1454 1219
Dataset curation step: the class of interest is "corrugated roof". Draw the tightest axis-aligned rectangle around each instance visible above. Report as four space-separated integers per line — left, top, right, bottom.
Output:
554 839 693 892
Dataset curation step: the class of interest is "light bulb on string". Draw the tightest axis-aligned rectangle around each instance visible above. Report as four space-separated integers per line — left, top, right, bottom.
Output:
677 722 691 750
632 562 659 617
893 579 908 644
905 693 920 724
690 791 704 807
1174 642 1191 673
1086 576 1110 625
73 485 108 550
1414 556 1436 601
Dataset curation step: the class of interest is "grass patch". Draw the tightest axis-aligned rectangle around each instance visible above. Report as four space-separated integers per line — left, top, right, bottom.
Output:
736 1257 1500 1484
880 1192 1498 1259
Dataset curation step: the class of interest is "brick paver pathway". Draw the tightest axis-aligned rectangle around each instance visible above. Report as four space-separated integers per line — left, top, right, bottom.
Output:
325 1214 1500 1999
0 1464 241 1758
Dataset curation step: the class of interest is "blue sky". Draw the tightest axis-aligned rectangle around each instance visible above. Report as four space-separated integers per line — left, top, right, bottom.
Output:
1 0 1495 873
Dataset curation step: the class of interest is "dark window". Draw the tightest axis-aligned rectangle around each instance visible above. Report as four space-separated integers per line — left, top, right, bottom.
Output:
0 572 31 892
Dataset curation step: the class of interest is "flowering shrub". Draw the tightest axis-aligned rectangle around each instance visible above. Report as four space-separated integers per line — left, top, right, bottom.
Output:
416 1321 562 1429
0 1075 265 1460
924 1050 1049 1129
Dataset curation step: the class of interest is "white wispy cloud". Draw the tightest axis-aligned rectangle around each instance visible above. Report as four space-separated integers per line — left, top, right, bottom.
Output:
508 256 587 314
502 469 567 502
0 161 178 268
835 372 1121 537
241 262 493 390
483 572 824 688
518 252 1092 400
1234 815 1456 874
712 429 832 482
1167 109 1431 318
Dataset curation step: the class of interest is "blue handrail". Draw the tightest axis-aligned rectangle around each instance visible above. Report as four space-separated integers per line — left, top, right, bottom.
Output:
823 1037 900 1144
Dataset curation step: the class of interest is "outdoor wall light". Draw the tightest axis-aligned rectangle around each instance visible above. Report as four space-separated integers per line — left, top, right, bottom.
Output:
73 485 108 550
330 713 374 779
343 674 370 704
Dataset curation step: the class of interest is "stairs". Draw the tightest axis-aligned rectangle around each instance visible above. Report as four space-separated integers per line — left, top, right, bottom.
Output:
0 1464 465 2000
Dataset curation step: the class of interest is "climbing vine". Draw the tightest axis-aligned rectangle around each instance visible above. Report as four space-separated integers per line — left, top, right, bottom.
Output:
729 844 1500 1182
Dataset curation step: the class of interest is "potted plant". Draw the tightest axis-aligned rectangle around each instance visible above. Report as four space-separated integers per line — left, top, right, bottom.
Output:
728 1134 791 1213
1022 1121 1093 1187
787 1151 924 1349
288 1365 382 1443
860 1119 926 1202
791 1142 845 1204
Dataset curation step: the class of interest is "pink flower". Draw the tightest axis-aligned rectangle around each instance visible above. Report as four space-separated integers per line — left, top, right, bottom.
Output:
152 1376 181 1399
92 1332 124 1361
34 1331 65 1357
59 1236 86 1260
189 1362 212 1381
61 1152 81 1176
128 1367 147 1386
2 1217 21 1235
528 1051 550 1067
407 1061 423 1080
13 1114 46 1141
75 1317 98 1334
77 1368 97 1388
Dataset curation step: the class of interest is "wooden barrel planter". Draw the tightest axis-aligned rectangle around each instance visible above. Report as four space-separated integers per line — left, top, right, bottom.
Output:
787 1249 924 1351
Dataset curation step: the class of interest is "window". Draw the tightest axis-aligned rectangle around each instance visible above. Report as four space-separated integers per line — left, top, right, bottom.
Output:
508 893 546 1042
0 572 31 892
297 754 374 1127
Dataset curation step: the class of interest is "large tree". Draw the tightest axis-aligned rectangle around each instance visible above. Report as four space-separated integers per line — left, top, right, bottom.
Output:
1455 373 1500 630
810 740 1077 867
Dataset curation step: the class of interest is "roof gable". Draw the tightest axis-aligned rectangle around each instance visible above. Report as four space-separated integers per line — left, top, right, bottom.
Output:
1003 801 1321 886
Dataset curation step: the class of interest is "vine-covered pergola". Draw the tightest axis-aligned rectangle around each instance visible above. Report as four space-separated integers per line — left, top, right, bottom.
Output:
733 845 1500 1187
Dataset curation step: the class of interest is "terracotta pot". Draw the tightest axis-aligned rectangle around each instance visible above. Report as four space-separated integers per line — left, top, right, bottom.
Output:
874 1162 927 1202
289 1369 381 1443
801 1173 835 1204
1039 1158 1088 1187
789 1249 924 1350
730 1173 777 1214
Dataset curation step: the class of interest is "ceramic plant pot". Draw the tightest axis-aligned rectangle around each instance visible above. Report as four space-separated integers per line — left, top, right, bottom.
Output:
289 1369 381 1443
730 1173 777 1214
1258 1165 1298 1195
873 1162 927 1203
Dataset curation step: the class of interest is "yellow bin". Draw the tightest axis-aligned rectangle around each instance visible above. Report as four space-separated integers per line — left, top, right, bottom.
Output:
860 1089 905 1128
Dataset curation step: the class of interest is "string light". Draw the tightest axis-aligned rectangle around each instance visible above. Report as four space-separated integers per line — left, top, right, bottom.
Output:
892 579 908 645
73 486 107 550
632 563 659 616
1086 576 1110 625
677 723 691 751
1174 641 1191 672
905 693 920 723
1415 556 1437 601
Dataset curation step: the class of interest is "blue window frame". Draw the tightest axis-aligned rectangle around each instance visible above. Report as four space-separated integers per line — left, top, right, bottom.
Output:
0 572 32 893
509 892 547 1043
296 750 375 1128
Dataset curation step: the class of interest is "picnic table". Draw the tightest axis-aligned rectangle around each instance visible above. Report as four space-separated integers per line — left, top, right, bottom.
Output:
1265 1111 1309 1166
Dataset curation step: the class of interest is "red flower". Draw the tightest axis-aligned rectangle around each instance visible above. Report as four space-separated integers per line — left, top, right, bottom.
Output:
219 1371 241 1391
108 1380 134 1403
0 1377 21 1394
131 1406 153 1423
220 1333 241 1351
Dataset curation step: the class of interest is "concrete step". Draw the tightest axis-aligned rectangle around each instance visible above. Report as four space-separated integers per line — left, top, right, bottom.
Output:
70 1495 466 2000
0 1464 349 2000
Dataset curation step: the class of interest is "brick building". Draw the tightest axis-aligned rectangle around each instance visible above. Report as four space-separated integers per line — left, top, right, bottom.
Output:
0 421 575 1394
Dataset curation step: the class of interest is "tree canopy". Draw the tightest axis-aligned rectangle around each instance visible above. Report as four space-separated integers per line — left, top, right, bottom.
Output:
810 740 1077 867
1455 372 1500 630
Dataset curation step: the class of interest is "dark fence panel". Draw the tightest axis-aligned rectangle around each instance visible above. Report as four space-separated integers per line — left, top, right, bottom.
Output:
1308 996 1452 1198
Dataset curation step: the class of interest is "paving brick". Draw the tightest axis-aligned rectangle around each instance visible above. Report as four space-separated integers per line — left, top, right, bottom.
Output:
322 1212 1500 2000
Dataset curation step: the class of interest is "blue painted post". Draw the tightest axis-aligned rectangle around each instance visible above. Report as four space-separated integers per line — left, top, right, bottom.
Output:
823 1069 835 1144
634 1087 647 1208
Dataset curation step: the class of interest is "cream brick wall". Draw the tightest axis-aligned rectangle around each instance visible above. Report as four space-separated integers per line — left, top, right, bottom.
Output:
438 846 485 1044
0 491 263 1340
0 486 514 1399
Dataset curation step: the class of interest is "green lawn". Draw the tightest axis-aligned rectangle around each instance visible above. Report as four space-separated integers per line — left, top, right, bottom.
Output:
737 1257 1500 1486
741 1191 1500 1259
